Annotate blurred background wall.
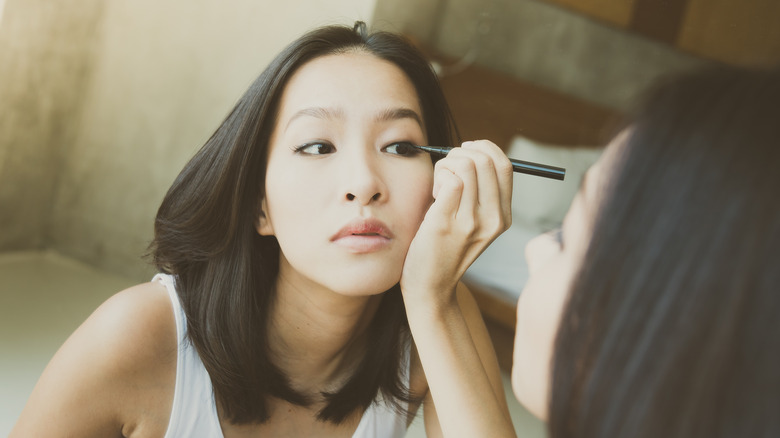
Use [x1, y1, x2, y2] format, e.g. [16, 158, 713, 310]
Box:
[373, 0, 778, 111]
[1, 0, 777, 282]
[0, 0, 377, 281]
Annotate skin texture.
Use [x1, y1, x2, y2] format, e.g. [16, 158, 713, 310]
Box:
[11, 51, 514, 437]
[511, 131, 626, 420]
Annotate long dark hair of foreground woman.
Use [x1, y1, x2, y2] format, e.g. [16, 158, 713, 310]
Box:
[551, 66, 780, 438]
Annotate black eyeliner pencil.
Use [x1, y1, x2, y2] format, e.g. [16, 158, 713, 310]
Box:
[413, 145, 566, 181]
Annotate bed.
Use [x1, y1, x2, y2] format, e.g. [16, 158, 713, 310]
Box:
[429, 54, 621, 370]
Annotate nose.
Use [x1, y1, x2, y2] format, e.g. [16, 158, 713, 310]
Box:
[342, 149, 386, 205]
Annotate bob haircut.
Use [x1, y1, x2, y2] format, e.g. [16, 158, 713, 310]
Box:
[549, 66, 780, 438]
[150, 22, 457, 424]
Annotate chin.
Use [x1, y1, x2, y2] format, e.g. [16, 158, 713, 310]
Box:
[328, 260, 403, 295]
[332, 277, 400, 297]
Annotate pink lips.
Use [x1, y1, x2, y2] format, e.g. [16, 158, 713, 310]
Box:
[331, 218, 393, 253]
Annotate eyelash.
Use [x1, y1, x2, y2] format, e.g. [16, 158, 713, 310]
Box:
[291, 141, 423, 157]
[292, 141, 335, 155]
[382, 141, 423, 157]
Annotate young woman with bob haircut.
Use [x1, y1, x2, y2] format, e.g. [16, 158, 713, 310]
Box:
[12, 22, 517, 437]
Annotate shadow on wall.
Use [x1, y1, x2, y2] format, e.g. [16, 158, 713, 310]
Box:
[0, 0, 106, 254]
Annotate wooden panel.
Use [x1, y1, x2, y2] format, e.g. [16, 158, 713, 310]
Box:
[438, 64, 619, 150]
[678, 0, 780, 67]
[541, 0, 780, 68]
[466, 279, 517, 330]
[483, 317, 516, 373]
[544, 0, 636, 28]
[465, 280, 516, 372]
[629, 0, 689, 44]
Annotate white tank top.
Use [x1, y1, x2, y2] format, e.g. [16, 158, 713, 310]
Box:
[155, 274, 410, 438]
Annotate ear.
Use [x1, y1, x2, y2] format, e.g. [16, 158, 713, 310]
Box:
[256, 198, 274, 236]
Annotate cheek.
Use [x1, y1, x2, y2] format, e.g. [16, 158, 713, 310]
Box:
[263, 162, 325, 233]
[525, 234, 560, 273]
[389, 166, 433, 231]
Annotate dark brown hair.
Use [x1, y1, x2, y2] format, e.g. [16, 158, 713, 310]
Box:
[549, 66, 780, 437]
[150, 22, 457, 424]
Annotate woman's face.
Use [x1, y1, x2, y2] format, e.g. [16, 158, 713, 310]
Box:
[258, 51, 434, 297]
[511, 131, 627, 420]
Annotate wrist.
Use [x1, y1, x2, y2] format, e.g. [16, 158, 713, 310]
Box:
[402, 286, 460, 322]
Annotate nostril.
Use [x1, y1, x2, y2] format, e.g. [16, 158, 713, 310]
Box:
[345, 192, 381, 202]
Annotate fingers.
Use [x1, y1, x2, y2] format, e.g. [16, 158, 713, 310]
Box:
[433, 140, 513, 232]
[461, 140, 513, 225]
[402, 140, 513, 296]
[433, 152, 478, 221]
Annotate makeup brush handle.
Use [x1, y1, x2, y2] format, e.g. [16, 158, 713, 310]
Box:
[509, 159, 566, 180]
[412, 144, 565, 180]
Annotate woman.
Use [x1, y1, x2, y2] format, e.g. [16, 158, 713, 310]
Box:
[12, 22, 516, 437]
[513, 66, 780, 437]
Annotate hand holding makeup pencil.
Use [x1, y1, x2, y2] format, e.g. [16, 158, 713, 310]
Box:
[400, 139, 516, 438]
[401, 139, 513, 299]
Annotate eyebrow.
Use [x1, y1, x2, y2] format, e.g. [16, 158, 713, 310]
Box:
[286, 107, 345, 131]
[374, 107, 424, 128]
[285, 106, 424, 132]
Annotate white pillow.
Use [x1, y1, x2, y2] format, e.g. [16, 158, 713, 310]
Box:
[508, 135, 603, 230]
[465, 221, 539, 300]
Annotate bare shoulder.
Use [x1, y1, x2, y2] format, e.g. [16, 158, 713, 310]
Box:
[10, 280, 177, 437]
[92, 280, 177, 362]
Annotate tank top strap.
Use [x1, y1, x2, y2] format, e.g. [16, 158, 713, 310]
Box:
[153, 274, 224, 438]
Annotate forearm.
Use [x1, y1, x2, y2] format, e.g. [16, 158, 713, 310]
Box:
[406, 295, 516, 438]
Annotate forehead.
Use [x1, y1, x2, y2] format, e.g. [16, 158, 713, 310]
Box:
[276, 52, 422, 118]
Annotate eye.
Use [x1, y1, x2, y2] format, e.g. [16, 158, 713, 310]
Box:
[293, 142, 335, 155]
[383, 141, 422, 157]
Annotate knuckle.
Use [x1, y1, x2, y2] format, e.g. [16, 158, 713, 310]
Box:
[448, 173, 465, 191]
[487, 216, 504, 236]
[431, 220, 453, 235]
[459, 215, 477, 236]
[498, 159, 513, 176]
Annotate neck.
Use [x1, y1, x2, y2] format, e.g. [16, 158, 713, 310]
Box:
[267, 265, 382, 396]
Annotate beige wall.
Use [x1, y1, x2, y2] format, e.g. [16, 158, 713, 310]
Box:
[1, 0, 377, 281]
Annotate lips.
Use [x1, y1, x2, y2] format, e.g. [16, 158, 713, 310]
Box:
[331, 218, 393, 253]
